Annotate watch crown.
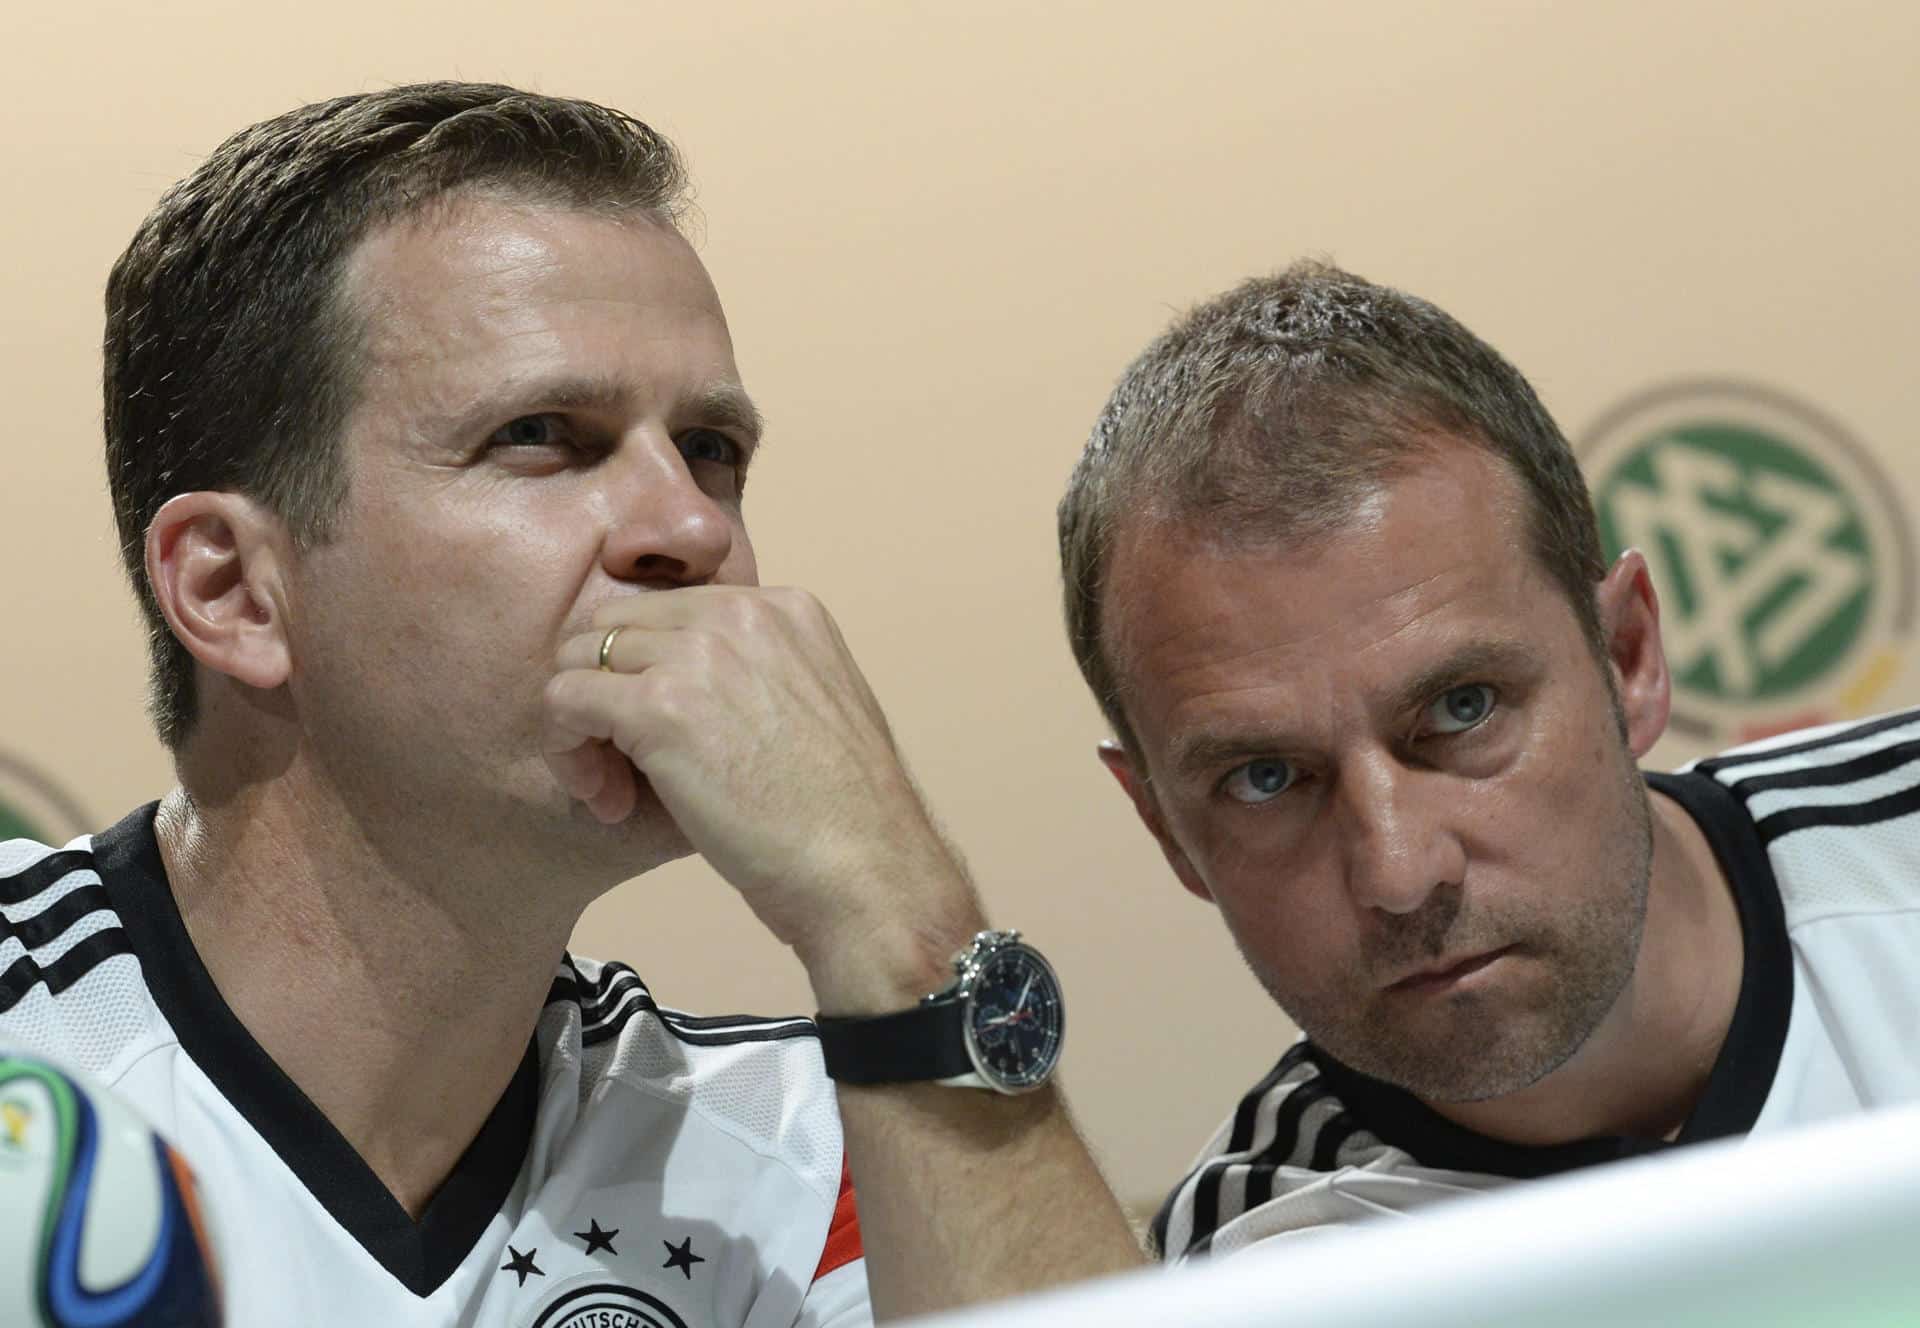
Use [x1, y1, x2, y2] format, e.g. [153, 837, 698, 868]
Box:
[950, 929, 1021, 974]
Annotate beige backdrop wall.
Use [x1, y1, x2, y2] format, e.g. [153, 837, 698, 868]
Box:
[3, 1, 1915, 1208]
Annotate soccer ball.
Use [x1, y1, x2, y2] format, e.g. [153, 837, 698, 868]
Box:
[0, 1052, 221, 1327]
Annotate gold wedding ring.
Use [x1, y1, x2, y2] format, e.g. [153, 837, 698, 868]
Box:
[597, 626, 625, 672]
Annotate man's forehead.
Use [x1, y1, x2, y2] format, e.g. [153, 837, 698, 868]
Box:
[1100, 444, 1548, 720]
[335, 194, 741, 425]
[342, 193, 709, 332]
[1109, 529, 1488, 686]
[1106, 441, 1529, 615]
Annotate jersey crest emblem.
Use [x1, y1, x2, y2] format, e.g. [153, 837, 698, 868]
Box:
[525, 1279, 690, 1328]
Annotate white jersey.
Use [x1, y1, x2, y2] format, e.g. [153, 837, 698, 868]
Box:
[1155, 709, 1920, 1261]
[0, 804, 870, 1328]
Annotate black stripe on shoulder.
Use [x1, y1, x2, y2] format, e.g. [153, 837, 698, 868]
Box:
[1175, 1059, 1374, 1258]
[575, 990, 820, 1049]
[577, 960, 642, 997]
[1308, 1111, 1359, 1172]
[657, 1010, 815, 1032]
[1, 884, 112, 951]
[581, 1006, 639, 1048]
[1182, 1074, 1334, 1256]
[1729, 736, 1920, 798]
[1181, 1157, 1231, 1255]
[582, 975, 651, 1021]
[659, 1021, 818, 1047]
[0, 849, 96, 908]
[581, 976, 650, 1020]
[582, 994, 656, 1042]
[565, 958, 820, 1038]
[1261, 1076, 1335, 1171]
[544, 956, 609, 1010]
[1755, 782, 1920, 845]
[1213, 1036, 1320, 1151]
[580, 1006, 818, 1049]
[1153, 1042, 1324, 1260]
[585, 960, 643, 990]
[1222, 1041, 1315, 1154]
[0, 927, 134, 1014]
[1696, 709, 1920, 776]
[1146, 1191, 1174, 1260]
[1239, 1155, 1280, 1219]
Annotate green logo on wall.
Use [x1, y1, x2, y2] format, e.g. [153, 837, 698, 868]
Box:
[1582, 383, 1913, 744]
[0, 752, 91, 845]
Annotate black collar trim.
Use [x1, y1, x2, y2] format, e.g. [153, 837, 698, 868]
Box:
[91, 804, 539, 1298]
[1308, 770, 1793, 1179]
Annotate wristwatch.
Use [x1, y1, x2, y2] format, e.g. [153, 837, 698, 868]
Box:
[814, 930, 1065, 1094]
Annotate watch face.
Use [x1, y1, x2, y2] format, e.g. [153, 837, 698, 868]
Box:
[962, 943, 1065, 1093]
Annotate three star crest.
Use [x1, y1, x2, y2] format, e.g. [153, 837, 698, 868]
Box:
[502, 1224, 705, 1287]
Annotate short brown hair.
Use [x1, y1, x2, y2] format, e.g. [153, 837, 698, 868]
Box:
[1058, 260, 1608, 752]
[105, 82, 691, 747]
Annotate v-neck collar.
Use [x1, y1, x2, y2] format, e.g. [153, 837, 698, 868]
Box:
[92, 803, 540, 1297]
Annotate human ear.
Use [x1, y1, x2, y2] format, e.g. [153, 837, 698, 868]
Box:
[1097, 740, 1215, 904]
[145, 492, 293, 692]
[1594, 549, 1672, 759]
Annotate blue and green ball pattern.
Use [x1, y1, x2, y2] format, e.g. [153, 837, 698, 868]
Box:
[0, 1054, 220, 1328]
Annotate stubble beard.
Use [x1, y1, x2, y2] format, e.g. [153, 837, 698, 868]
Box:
[1271, 747, 1655, 1104]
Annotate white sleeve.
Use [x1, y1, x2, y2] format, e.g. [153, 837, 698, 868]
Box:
[1199, 1159, 1510, 1258]
[794, 1258, 873, 1328]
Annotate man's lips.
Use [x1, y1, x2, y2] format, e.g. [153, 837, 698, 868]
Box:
[1385, 945, 1514, 993]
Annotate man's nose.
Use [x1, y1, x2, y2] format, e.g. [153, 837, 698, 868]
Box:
[1339, 750, 1466, 917]
[600, 436, 736, 587]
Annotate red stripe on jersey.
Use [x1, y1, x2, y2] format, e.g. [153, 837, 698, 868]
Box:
[812, 1158, 863, 1282]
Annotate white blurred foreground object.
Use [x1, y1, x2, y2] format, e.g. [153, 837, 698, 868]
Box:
[0, 1051, 222, 1328]
[912, 1103, 1920, 1328]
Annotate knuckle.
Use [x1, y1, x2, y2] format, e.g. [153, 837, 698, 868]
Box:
[729, 594, 771, 631]
[785, 586, 830, 629]
[628, 670, 675, 716]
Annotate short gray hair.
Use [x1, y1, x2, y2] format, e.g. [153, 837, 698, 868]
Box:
[1058, 260, 1607, 752]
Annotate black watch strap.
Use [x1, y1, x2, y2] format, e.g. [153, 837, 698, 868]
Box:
[814, 998, 971, 1084]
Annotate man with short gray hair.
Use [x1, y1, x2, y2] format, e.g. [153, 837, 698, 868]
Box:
[1061, 260, 1920, 1259]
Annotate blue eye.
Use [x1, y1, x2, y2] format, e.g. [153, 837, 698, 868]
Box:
[491, 414, 569, 448]
[1223, 758, 1295, 805]
[1428, 684, 1496, 734]
[679, 428, 741, 467]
